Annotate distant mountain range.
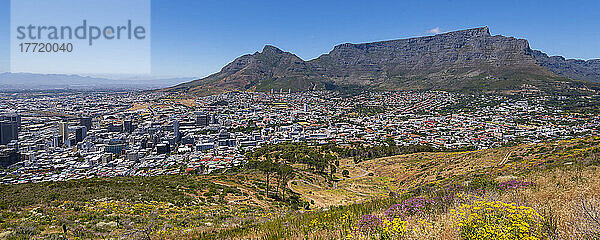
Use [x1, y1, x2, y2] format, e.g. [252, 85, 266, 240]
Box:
[166, 27, 600, 95]
[0, 72, 192, 90]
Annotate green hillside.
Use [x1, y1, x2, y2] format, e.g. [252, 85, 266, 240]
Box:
[2, 136, 600, 239]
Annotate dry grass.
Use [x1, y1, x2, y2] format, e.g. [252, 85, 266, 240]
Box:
[202, 136, 600, 239]
[3, 137, 600, 239]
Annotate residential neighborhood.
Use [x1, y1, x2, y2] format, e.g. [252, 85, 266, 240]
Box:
[1, 90, 598, 184]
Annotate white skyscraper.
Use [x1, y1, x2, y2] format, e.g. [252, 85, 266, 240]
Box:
[58, 122, 69, 144]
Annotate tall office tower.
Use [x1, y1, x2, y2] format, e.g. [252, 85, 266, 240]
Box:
[174, 119, 180, 140]
[156, 143, 170, 154]
[1, 115, 21, 130]
[80, 117, 92, 130]
[75, 126, 87, 143]
[58, 122, 69, 144]
[0, 120, 18, 145]
[123, 120, 134, 133]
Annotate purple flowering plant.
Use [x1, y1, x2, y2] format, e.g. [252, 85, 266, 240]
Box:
[384, 196, 434, 220]
[357, 214, 381, 235]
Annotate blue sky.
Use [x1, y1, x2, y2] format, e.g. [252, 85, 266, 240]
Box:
[1, 0, 599, 78]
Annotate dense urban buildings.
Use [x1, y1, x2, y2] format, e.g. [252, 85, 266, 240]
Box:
[0, 90, 598, 184]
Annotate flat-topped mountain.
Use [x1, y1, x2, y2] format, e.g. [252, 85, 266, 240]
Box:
[166, 27, 600, 95]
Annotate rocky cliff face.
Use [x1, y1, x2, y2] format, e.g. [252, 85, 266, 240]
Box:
[312, 27, 534, 72]
[533, 50, 600, 83]
[167, 27, 599, 95]
[307, 27, 545, 87]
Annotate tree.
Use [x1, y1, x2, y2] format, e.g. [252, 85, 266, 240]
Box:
[342, 169, 350, 178]
[278, 164, 295, 200]
[259, 159, 275, 197]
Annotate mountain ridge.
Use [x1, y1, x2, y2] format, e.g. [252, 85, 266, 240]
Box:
[533, 50, 600, 83]
[166, 27, 600, 95]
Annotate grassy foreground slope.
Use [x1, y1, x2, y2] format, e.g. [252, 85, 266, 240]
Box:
[1, 136, 600, 239]
[0, 172, 296, 239]
[210, 136, 600, 240]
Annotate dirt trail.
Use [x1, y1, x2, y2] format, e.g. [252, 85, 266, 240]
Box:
[334, 164, 370, 188]
[288, 163, 374, 207]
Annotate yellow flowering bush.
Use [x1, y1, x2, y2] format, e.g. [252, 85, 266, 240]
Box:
[451, 198, 547, 240]
[413, 219, 434, 235]
[381, 217, 408, 238]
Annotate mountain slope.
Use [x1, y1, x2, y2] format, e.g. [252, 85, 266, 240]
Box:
[167, 27, 600, 95]
[166, 46, 326, 95]
[533, 50, 600, 83]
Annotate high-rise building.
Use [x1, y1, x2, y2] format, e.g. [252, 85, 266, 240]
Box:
[123, 120, 134, 133]
[0, 120, 18, 145]
[75, 126, 87, 143]
[92, 118, 101, 129]
[174, 119, 180, 140]
[0, 122, 10, 145]
[1, 115, 21, 131]
[148, 127, 158, 136]
[102, 154, 113, 164]
[80, 117, 92, 130]
[182, 136, 195, 145]
[141, 138, 149, 149]
[127, 152, 139, 162]
[58, 122, 69, 144]
[0, 148, 20, 167]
